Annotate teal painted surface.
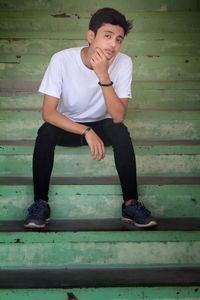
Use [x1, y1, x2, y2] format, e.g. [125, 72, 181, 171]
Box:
[0, 12, 200, 36]
[0, 185, 200, 220]
[1, 145, 200, 177]
[0, 0, 199, 12]
[0, 239, 200, 267]
[1, 287, 200, 300]
[1, 231, 200, 243]
[1, 55, 200, 81]
[0, 0, 200, 294]
[1, 36, 200, 56]
[1, 111, 200, 140]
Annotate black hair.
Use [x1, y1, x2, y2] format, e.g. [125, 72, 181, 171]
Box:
[89, 7, 132, 36]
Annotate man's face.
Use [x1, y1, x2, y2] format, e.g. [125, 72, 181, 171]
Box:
[88, 23, 125, 60]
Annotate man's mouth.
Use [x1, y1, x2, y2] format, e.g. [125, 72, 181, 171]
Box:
[105, 49, 115, 56]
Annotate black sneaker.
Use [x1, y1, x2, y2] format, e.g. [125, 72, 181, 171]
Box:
[24, 199, 51, 229]
[122, 201, 157, 228]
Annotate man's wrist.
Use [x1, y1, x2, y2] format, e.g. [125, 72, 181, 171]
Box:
[98, 81, 113, 87]
[82, 127, 92, 137]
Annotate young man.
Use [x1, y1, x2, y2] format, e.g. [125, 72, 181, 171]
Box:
[24, 8, 157, 229]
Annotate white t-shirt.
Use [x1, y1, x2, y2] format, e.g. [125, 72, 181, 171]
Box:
[39, 47, 133, 123]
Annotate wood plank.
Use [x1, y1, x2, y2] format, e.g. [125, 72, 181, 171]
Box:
[0, 237, 199, 267]
[0, 185, 199, 220]
[0, 267, 200, 288]
[1, 287, 200, 300]
[0, 12, 200, 39]
[1, 35, 200, 56]
[0, 0, 199, 12]
[1, 80, 200, 93]
[0, 176, 200, 185]
[0, 175, 200, 185]
[0, 111, 199, 140]
[1, 55, 200, 81]
[0, 228, 200, 267]
[0, 145, 200, 177]
[1, 218, 200, 232]
[1, 88, 200, 112]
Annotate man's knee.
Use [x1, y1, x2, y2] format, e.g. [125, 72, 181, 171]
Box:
[104, 119, 132, 145]
[36, 123, 59, 144]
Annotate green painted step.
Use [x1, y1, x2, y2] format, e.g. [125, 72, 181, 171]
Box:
[1, 89, 200, 110]
[0, 111, 200, 140]
[0, 12, 200, 38]
[0, 0, 199, 12]
[0, 145, 200, 177]
[1, 80, 200, 93]
[1, 35, 200, 56]
[0, 230, 199, 268]
[1, 55, 200, 81]
[0, 286, 200, 300]
[0, 185, 199, 220]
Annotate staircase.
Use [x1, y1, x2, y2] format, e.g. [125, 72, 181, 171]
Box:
[0, 0, 200, 299]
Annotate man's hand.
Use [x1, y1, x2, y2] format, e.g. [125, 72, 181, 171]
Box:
[90, 48, 112, 81]
[85, 129, 105, 161]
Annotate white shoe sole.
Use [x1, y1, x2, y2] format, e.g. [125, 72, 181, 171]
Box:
[24, 218, 50, 229]
[121, 217, 157, 228]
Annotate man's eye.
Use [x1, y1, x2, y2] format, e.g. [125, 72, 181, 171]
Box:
[105, 34, 111, 38]
[116, 38, 123, 44]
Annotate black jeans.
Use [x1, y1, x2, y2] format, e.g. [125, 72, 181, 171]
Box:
[33, 118, 138, 202]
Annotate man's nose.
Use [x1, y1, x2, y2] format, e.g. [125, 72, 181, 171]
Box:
[110, 38, 116, 48]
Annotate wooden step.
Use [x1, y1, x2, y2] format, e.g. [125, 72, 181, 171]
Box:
[1, 286, 200, 299]
[0, 12, 200, 39]
[0, 0, 199, 12]
[1, 34, 200, 56]
[0, 266, 199, 288]
[1, 89, 200, 110]
[1, 54, 200, 81]
[1, 144, 200, 176]
[0, 221, 199, 268]
[1, 80, 200, 94]
[0, 184, 199, 220]
[1, 111, 200, 140]
[1, 218, 200, 232]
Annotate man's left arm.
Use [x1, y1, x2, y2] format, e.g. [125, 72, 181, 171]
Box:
[90, 48, 129, 123]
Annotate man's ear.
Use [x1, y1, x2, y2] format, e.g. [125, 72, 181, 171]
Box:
[87, 30, 95, 44]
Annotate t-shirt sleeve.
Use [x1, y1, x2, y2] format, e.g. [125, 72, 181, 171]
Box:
[38, 53, 63, 98]
[114, 56, 133, 99]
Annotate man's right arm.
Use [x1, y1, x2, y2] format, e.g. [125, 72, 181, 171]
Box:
[42, 94, 105, 160]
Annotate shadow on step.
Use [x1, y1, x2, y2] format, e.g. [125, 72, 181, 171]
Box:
[0, 266, 200, 288]
[0, 218, 200, 232]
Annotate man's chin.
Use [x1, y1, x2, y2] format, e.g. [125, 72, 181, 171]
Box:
[104, 52, 116, 61]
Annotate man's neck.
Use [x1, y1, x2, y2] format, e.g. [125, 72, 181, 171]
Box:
[81, 47, 93, 70]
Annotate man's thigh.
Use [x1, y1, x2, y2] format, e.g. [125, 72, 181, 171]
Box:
[38, 122, 83, 147]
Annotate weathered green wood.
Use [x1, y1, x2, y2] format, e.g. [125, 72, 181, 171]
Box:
[1, 34, 200, 55]
[0, 231, 199, 267]
[1, 144, 200, 155]
[1, 54, 200, 81]
[0, 185, 199, 220]
[0, 145, 200, 177]
[1, 231, 200, 243]
[1, 287, 200, 300]
[0, 111, 199, 140]
[1, 35, 200, 56]
[0, 0, 199, 12]
[0, 12, 200, 43]
[1, 80, 200, 93]
[132, 81, 200, 91]
[1, 89, 200, 110]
